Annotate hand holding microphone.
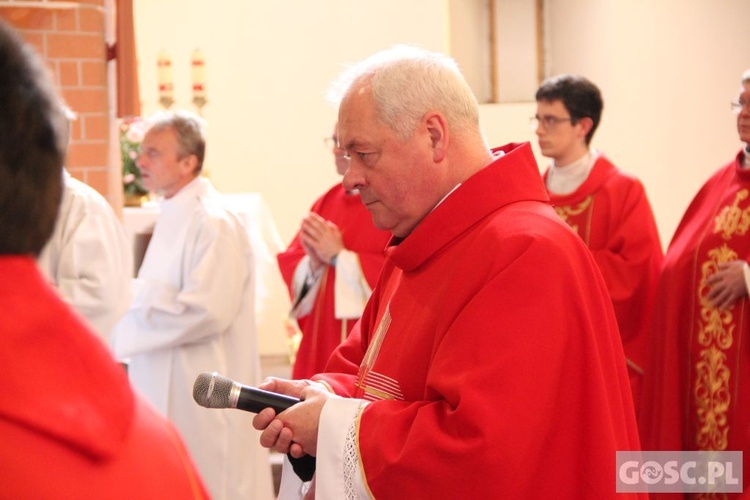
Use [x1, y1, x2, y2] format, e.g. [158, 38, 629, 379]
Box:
[192, 371, 300, 414]
[194, 372, 323, 480]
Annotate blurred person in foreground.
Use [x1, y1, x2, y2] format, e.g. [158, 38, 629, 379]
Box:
[277, 122, 390, 379]
[533, 74, 663, 415]
[111, 110, 273, 499]
[253, 45, 644, 499]
[639, 69, 750, 496]
[0, 19, 208, 499]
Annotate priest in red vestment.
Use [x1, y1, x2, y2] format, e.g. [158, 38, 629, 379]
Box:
[534, 75, 663, 415]
[639, 69, 750, 498]
[0, 21, 208, 499]
[254, 46, 644, 499]
[277, 123, 390, 379]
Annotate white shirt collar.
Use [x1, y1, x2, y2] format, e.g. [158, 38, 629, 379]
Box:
[546, 148, 598, 195]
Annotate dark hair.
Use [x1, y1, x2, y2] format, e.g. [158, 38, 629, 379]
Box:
[536, 74, 603, 145]
[0, 20, 67, 256]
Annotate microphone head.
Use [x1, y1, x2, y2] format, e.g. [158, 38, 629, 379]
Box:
[193, 371, 235, 409]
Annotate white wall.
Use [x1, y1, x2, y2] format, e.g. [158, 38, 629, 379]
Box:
[134, 0, 448, 354]
[545, 0, 750, 246]
[134, 0, 750, 355]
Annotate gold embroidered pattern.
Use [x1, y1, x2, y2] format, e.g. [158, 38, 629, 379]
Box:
[554, 195, 594, 244]
[354, 306, 403, 401]
[694, 240, 737, 451]
[553, 195, 593, 232]
[713, 189, 750, 240]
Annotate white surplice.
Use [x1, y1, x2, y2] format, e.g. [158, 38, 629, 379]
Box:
[38, 170, 133, 344]
[112, 177, 273, 500]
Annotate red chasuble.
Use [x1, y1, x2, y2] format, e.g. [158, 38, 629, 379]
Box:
[317, 143, 644, 498]
[544, 155, 663, 414]
[639, 151, 750, 496]
[277, 183, 391, 379]
[0, 257, 208, 499]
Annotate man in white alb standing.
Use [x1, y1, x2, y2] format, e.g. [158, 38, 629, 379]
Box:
[112, 110, 273, 500]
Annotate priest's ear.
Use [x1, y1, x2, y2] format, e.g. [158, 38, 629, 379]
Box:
[424, 111, 448, 163]
[180, 154, 200, 176]
[575, 116, 594, 141]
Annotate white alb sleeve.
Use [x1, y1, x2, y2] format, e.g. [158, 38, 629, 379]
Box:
[334, 249, 373, 319]
[316, 397, 371, 499]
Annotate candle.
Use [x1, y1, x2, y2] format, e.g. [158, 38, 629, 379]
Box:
[157, 50, 174, 108]
[192, 49, 207, 109]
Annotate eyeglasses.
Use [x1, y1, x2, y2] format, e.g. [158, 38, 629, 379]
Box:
[530, 115, 573, 130]
[731, 100, 749, 114]
[324, 136, 339, 148]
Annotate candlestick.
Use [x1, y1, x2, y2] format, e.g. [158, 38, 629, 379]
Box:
[157, 50, 174, 109]
[191, 49, 207, 113]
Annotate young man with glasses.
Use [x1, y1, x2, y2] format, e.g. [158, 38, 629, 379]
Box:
[639, 70, 750, 476]
[533, 74, 663, 417]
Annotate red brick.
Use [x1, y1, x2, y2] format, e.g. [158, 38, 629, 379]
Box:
[47, 32, 104, 59]
[14, 31, 46, 57]
[0, 8, 54, 31]
[78, 7, 103, 33]
[58, 60, 79, 87]
[66, 141, 109, 168]
[54, 9, 78, 32]
[68, 116, 83, 142]
[84, 168, 109, 196]
[50, 0, 105, 6]
[62, 88, 108, 113]
[53, 0, 104, 5]
[67, 167, 109, 197]
[81, 113, 109, 141]
[81, 60, 106, 86]
[67, 168, 86, 183]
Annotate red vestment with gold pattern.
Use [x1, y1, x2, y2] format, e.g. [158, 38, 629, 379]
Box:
[639, 150, 750, 498]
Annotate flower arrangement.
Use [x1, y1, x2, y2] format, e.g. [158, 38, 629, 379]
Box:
[120, 116, 149, 200]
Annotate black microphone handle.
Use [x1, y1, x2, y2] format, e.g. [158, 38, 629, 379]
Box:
[236, 385, 300, 414]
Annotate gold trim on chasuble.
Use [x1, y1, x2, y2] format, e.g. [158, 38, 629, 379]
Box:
[553, 195, 594, 245]
[355, 305, 404, 402]
[694, 189, 750, 451]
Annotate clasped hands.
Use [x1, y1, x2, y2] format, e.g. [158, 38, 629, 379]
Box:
[300, 212, 344, 271]
[252, 377, 332, 458]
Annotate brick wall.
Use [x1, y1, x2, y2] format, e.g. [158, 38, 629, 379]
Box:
[0, 1, 114, 200]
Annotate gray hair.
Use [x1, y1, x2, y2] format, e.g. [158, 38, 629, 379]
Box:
[327, 45, 480, 141]
[147, 110, 207, 171]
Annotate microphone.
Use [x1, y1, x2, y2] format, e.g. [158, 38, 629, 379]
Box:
[193, 371, 300, 414]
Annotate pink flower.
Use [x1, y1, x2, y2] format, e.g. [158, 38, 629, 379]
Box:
[123, 173, 135, 184]
[126, 125, 145, 143]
